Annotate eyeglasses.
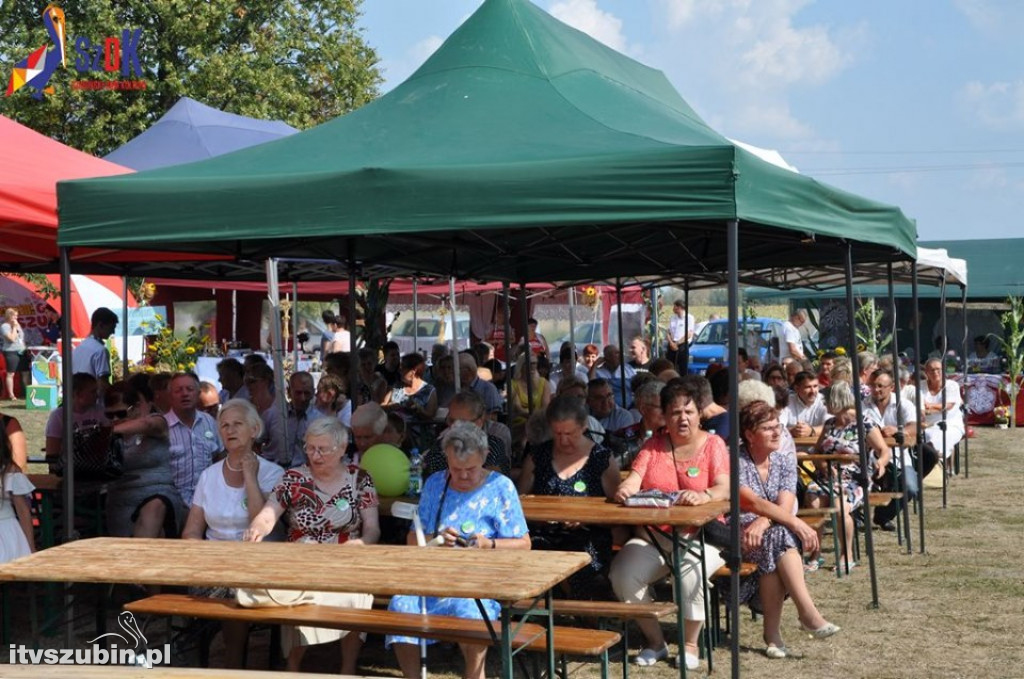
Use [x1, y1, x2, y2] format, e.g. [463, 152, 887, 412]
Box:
[874, 382, 893, 389]
[756, 424, 782, 434]
[304, 444, 340, 458]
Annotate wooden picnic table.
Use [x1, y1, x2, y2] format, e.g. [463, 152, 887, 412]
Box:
[0, 538, 587, 602]
[519, 495, 727, 679]
[793, 435, 898, 449]
[0, 538, 589, 679]
[519, 495, 727, 528]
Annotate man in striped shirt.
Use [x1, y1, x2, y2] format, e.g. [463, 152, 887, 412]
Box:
[165, 372, 223, 506]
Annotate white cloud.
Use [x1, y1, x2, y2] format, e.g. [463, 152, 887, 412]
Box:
[730, 101, 815, 141]
[953, 0, 1024, 37]
[410, 35, 444, 65]
[659, 0, 699, 30]
[965, 166, 1010, 191]
[650, 0, 862, 145]
[737, 21, 850, 89]
[959, 80, 1024, 129]
[886, 172, 923, 192]
[547, 0, 627, 52]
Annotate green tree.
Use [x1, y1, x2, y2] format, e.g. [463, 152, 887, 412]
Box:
[1, 0, 381, 155]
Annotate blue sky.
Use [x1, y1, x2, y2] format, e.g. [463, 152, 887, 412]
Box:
[358, 0, 1024, 242]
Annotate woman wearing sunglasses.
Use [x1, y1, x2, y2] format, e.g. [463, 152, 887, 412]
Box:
[104, 377, 186, 539]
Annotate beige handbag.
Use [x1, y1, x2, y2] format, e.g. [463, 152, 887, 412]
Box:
[235, 588, 318, 608]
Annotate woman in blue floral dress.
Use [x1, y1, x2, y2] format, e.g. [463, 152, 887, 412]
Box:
[517, 395, 620, 599]
[735, 400, 840, 659]
[388, 422, 530, 679]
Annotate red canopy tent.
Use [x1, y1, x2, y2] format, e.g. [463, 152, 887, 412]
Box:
[0, 115, 224, 268]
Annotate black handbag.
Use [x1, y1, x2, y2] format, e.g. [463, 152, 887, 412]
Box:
[703, 519, 733, 550]
[56, 424, 124, 481]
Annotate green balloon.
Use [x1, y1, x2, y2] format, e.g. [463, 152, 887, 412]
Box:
[360, 444, 410, 497]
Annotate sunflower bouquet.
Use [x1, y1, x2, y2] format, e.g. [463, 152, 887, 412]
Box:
[145, 318, 211, 372]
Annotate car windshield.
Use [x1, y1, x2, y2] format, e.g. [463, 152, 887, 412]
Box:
[694, 322, 766, 346]
[395, 319, 441, 338]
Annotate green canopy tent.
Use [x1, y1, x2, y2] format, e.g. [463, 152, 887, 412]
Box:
[55, 0, 918, 672]
[57, 0, 914, 285]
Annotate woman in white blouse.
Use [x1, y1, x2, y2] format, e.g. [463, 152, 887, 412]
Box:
[182, 398, 284, 668]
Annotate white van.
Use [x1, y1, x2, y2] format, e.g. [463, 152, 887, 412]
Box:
[389, 313, 471, 357]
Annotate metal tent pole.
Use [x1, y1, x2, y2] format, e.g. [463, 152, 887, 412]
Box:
[961, 284, 970, 478]
[845, 245, 880, 607]
[519, 283, 532, 411]
[651, 286, 660, 358]
[346, 251, 360, 402]
[502, 282, 513, 413]
[568, 286, 576, 358]
[265, 259, 290, 462]
[939, 277, 949, 508]
[725, 220, 741, 679]
[122, 276, 130, 379]
[59, 247, 75, 648]
[912, 262, 926, 553]
[615, 278, 627, 407]
[450, 277, 461, 393]
[682, 282, 691, 371]
[888, 264, 912, 553]
[292, 281, 300, 368]
[412, 277, 419, 357]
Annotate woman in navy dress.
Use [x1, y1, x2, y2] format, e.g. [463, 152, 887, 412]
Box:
[517, 395, 621, 599]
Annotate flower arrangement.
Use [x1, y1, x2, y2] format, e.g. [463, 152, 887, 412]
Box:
[993, 405, 1010, 427]
[581, 286, 599, 308]
[146, 318, 211, 372]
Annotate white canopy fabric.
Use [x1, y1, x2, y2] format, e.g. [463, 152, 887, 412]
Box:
[915, 247, 968, 287]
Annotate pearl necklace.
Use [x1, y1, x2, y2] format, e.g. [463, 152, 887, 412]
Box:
[224, 456, 245, 472]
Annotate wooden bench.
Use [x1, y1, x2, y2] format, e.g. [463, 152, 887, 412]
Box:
[801, 515, 828, 531]
[708, 562, 757, 646]
[868, 491, 904, 507]
[510, 599, 675, 621]
[797, 506, 838, 517]
[510, 599, 677, 679]
[127, 594, 620, 677]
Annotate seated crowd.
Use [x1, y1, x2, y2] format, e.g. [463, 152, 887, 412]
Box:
[15, 320, 974, 679]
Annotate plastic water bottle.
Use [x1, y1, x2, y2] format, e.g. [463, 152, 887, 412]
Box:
[407, 448, 423, 497]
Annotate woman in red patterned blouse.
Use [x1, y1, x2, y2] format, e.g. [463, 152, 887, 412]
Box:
[610, 381, 730, 671]
[245, 416, 379, 672]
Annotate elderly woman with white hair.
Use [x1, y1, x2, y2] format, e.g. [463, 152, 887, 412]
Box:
[387, 421, 530, 679]
[182, 398, 285, 668]
[245, 417, 379, 673]
[920, 358, 965, 469]
[812, 381, 890, 567]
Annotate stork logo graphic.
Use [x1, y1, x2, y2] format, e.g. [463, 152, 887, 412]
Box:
[6, 4, 147, 98]
[87, 611, 148, 650]
[5, 5, 65, 99]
